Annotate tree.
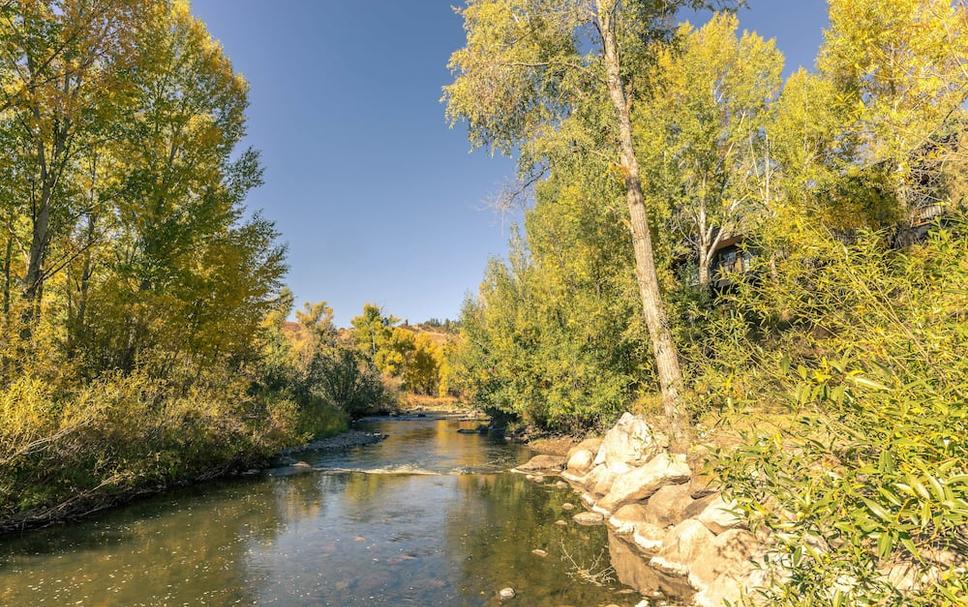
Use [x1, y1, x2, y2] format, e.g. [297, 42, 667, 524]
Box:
[819, 0, 968, 217]
[0, 0, 143, 331]
[350, 303, 397, 365]
[445, 0, 737, 447]
[639, 13, 783, 288]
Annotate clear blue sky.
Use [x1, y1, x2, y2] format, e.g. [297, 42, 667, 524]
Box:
[190, 0, 829, 326]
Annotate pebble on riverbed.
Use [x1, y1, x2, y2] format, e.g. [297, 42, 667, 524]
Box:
[498, 587, 516, 600]
[531, 549, 548, 558]
[572, 511, 605, 526]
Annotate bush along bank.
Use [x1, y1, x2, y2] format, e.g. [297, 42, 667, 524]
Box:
[515, 413, 968, 607]
[0, 296, 397, 534]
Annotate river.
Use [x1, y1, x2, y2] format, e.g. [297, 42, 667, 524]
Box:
[0, 417, 677, 606]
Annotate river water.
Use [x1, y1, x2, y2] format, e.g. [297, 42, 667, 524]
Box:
[0, 417, 677, 606]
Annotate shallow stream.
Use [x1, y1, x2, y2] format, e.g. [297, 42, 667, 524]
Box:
[0, 417, 679, 606]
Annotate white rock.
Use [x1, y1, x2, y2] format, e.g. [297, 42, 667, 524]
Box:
[632, 524, 666, 553]
[585, 464, 617, 496]
[566, 448, 595, 474]
[687, 529, 760, 590]
[696, 496, 745, 534]
[498, 587, 516, 600]
[691, 572, 745, 607]
[650, 519, 716, 577]
[607, 503, 649, 535]
[596, 412, 668, 472]
[598, 452, 691, 511]
[641, 483, 694, 528]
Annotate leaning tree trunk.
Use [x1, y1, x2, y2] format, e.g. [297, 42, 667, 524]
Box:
[598, 1, 691, 451]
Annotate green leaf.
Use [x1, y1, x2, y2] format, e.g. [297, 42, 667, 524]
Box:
[862, 497, 892, 522]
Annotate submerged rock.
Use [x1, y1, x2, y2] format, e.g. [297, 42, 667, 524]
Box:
[573, 511, 605, 526]
[280, 430, 388, 457]
[516, 454, 567, 473]
[498, 587, 516, 600]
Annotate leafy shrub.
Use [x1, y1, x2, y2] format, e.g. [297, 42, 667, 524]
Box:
[705, 218, 968, 606]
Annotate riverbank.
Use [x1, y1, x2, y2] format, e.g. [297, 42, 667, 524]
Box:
[513, 413, 966, 607]
[0, 420, 384, 536]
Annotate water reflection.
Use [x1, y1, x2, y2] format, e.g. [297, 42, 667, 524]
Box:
[0, 419, 664, 606]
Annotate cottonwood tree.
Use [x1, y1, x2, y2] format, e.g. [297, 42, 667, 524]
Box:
[445, 0, 737, 448]
[0, 0, 142, 331]
[640, 13, 782, 288]
[819, 0, 968, 217]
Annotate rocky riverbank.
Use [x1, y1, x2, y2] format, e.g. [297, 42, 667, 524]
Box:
[515, 412, 957, 607]
[514, 413, 759, 607]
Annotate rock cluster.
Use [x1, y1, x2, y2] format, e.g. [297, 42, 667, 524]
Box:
[557, 413, 763, 607]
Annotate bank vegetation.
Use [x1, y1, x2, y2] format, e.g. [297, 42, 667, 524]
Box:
[445, 0, 968, 604]
[0, 0, 386, 531]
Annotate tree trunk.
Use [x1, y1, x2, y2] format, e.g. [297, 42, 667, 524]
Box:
[597, 1, 691, 451]
[2, 230, 11, 319]
[697, 252, 711, 289]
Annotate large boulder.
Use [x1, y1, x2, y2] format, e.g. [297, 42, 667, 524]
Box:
[650, 519, 715, 577]
[688, 472, 721, 499]
[687, 529, 760, 590]
[568, 436, 603, 457]
[598, 452, 691, 511]
[584, 464, 618, 497]
[683, 493, 719, 519]
[566, 449, 595, 474]
[606, 504, 667, 552]
[607, 503, 649, 535]
[594, 413, 668, 473]
[516, 454, 566, 473]
[632, 523, 667, 553]
[641, 483, 694, 528]
[696, 496, 745, 534]
[691, 572, 748, 607]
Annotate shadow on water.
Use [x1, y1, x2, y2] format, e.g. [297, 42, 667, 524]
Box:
[0, 418, 675, 606]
